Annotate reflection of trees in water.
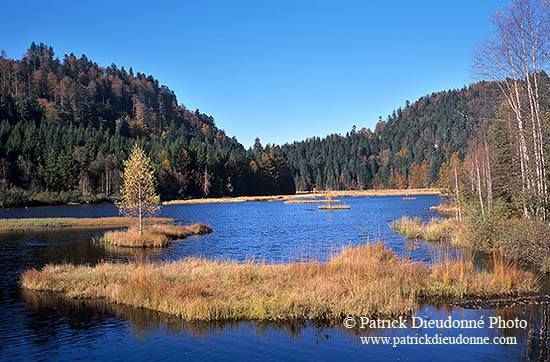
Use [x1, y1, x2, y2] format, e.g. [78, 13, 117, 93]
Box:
[102, 244, 165, 263]
[492, 304, 550, 362]
[527, 304, 549, 362]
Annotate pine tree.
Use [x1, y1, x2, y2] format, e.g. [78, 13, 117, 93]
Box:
[116, 144, 160, 235]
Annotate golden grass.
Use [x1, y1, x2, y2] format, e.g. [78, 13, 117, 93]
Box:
[20, 242, 537, 321]
[284, 199, 341, 204]
[429, 203, 457, 217]
[163, 188, 440, 205]
[0, 217, 174, 231]
[318, 205, 351, 210]
[99, 223, 213, 248]
[391, 216, 459, 242]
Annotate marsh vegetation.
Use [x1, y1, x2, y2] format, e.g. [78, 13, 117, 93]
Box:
[0, 217, 174, 231]
[96, 223, 213, 248]
[21, 242, 537, 321]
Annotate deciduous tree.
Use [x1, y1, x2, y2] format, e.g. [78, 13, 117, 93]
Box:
[116, 144, 160, 235]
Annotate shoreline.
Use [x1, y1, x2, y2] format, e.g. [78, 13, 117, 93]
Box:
[20, 242, 536, 322]
[98, 223, 213, 248]
[0, 217, 175, 232]
[163, 188, 441, 205]
[0, 188, 440, 209]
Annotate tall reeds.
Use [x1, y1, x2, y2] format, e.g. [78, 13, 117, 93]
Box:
[98, 223, 212, 248]
[391, 216, 458, 242]
[21, 243, 537, 321]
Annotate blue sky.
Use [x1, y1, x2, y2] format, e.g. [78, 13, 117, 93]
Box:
[0, 0, 505, 147]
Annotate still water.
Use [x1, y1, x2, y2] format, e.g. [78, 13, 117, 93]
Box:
[0, 195, 548, 361]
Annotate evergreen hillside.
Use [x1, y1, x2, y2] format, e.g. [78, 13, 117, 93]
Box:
[0, 43, 295, 206]
[282, 81, 505, 191]
[0, 42, 527, 206]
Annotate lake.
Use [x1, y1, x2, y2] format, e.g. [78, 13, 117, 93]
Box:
[0, 195, 548, 361]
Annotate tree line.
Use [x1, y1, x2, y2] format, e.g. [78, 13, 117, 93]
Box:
[281, 80, 504, 192]
[0, 43, 294, 206]
[436, 0, 550, 223]
[3, 13, 550, 216]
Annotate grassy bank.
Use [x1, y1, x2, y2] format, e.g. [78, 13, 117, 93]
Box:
[429, 203, 457, 217]
[98, 223, 213, 248]
[284, 199, 341, 204]
[21, 242, 537, 321]
[0, 217, 174, 231]
[391, 216, 459, 242]
[318, 204, 351, 210]
[163, 188, 440, 205]
[0, 188, 439, 208]
[0, 188, 115, 209]
[393, 203, 550, 272]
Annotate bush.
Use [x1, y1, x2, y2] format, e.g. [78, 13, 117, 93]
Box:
[391, 216, 458, 242]
[0, 188, 26, 208]
[456, 200, 515, 249]
[0, 188, 116, 208]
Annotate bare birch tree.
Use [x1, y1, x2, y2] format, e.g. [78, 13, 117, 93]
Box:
[475, 0, 550, 220]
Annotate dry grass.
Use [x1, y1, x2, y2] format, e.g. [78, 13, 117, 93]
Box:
[20, 242, 537, 321]
[0, 217, 174, 231]
[284, 199, 341, 204]
[163, 188, 440, 205]
[99, 223, 212, 248]
[391, 216, 459, 242]
[429, 203, 458, 217]
[318, 205, 351, 210]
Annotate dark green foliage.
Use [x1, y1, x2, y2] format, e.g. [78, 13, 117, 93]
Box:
[0, 42, 512, 205]
[0, 43, 295, 205]
[282, 82, 503, 190]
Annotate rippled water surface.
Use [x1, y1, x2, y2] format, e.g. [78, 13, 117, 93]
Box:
[1, 195, 548, 361]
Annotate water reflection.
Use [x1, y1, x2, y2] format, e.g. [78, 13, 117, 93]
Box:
[20, 289, 334, 339]
[18, 287, 550, 362]
[4, 196, 550, 361]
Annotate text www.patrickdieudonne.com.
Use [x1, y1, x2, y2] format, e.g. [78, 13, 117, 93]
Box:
[343, 315, 524, 348]
[359, 334, 517, 347]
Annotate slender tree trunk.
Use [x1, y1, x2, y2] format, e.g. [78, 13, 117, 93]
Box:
[475, 154, 485, 218]
[138, 183, 142, 235]
[454, 165, 462, 221]
[484, 136, 493, 214]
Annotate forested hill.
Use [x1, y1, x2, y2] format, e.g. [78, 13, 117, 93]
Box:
[0, 42, 522, 207]
[282, 80, 505, 191]
[0, 43, 295, 206]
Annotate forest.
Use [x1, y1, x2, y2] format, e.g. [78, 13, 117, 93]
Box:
[1, 33, 549, 216]
[282, 80, 505, 191]
[0, 43, 295, 207]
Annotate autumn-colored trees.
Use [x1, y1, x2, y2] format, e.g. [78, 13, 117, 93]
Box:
[282, 81, 502, 192]
[116, 145, 160, 235]
[0, 44, 296, 207]
[475, 0, 550, 220]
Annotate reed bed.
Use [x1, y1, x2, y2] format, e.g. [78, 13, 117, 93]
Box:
[20, 242, 536, 321]
[391, 216, 459, 242]
[163, 188, 440, 205]
[0, 217, 174, 231]
[284, 199, 341, 204]
[318, 205, 351, 210]
[429, 203, 457, 217]
[98, 223, 212, 248]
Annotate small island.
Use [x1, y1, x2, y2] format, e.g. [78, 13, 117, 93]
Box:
[20, 242, 537, 321]
[0, 217, 175, 231]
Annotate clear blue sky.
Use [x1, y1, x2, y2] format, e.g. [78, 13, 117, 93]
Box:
[0, 0, 505, 147]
